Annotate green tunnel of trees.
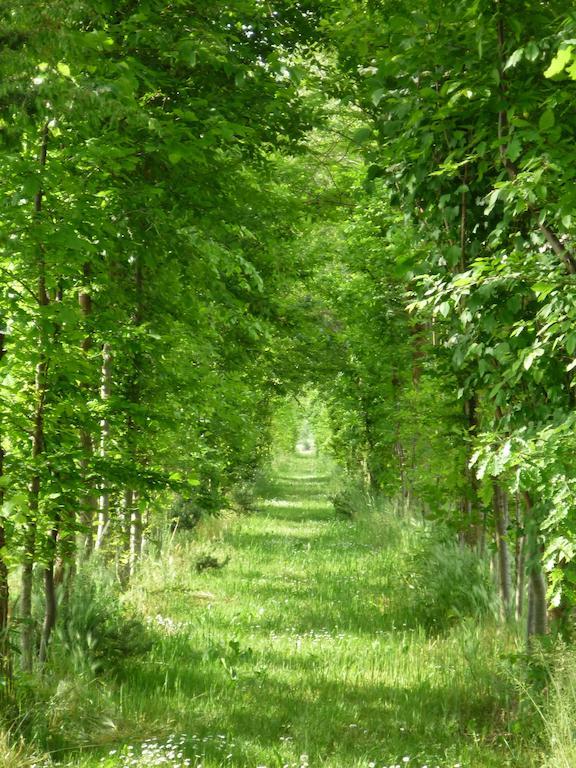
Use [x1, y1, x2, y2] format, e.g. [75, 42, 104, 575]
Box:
[2, 0, 576, 689]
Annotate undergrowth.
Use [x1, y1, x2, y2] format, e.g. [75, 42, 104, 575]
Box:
[0, 454, 562, 768]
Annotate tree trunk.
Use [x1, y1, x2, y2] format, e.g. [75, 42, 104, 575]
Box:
[493, 482, 512, 620]
[0, 326, 10, 686]
[39, 524, 58, 665]
[524, 492, 548, 642]
[122, 254, 144, 576]
[78, 264, 99, 557]
[514, 493, 526, 622]
[463, 396, 481, 549]
[529, 563, 548, 638]
[0, 523, 9, 687]
[118, 489, 134, 586]
[96, 343, 112, 550]
[129, 491, 142, 577]
[22, 123, 50, 673]
[20, 524, 36, 673]
[527, 578, 535, 638]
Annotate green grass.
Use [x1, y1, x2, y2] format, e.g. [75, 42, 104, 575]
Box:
[37, 454, 541, 768]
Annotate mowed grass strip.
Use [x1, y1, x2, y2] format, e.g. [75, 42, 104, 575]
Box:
[67, 455, 537, 768]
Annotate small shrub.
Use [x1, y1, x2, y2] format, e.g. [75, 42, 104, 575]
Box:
[405, 529, 497, 632]
[169, 494, 204, 531]
[54, 570, 152, 675]
[330, 483, 373, 518]
[228, 481, 257, 514]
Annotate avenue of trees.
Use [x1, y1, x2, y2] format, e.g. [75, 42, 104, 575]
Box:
[2, 0, 576, 734]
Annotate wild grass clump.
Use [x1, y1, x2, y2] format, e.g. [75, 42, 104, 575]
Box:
[3, 568, 153, 753]
[330, 482, 374, 519]
[404, 529, 497, 632]
[228, 480, 258, 514]
[2, 454, 540, 768]
[542, 648, 576, 768]
[54, 569, 152, 676]
[0, 730, 47, 768]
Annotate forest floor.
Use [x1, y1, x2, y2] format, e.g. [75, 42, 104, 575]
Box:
[62, 454, 540, 768]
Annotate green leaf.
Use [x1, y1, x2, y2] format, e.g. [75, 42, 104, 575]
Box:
[523, 348, 544, 370]
[532, 282, 555, 300]
[506, 137, 521, 162]
[371, 88, 385, 107]
[352, 127, 373, 145]
[56, 62, 71, 78]
[544, 46, 573, 78]
[493, 342, 510, 363]
[539, 109, 555, 132]
[504, 48, 523, 70]
[1, 493, 28, 519]
[525, 42, 539, 62]
[566, 333, 576, 356]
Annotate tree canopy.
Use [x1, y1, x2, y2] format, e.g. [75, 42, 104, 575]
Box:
[2, 0, 576, 703]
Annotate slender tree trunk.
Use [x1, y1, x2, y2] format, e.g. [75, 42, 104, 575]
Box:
[514, 493, 526, 622]
[524, 492, 548, 642]
[0, 326, 10, 686]
[79, 430, 97, 556]
[96, 343, 112, 550]
[22, 123, 50, 673]
[529, 563, 548, 638]
[493, 482, 512, 620]
[78, 264, 98, 557]
[463, 395, 481, 549]
[118, 489, 134, 586]
[129, 491, 142, 577]
[122, 254, 144, 576]
[527, 578, 535, 638]
[39, 524, 58, 665]
[0, 523, 9, 687]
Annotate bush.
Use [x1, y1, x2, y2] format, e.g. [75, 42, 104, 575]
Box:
[169, 494, 205, 531]
[54, 570, 152, 675]
[330, 483, 373, 518]
[404, 529, 497, 632]
[228, 481, 257, 514]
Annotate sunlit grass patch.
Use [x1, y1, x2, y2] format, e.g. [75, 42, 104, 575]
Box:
[260, 499, 330, 510]
[43, 454, 538, 768]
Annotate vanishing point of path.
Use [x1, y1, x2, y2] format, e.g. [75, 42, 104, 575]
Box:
[104, 455, 531, 768]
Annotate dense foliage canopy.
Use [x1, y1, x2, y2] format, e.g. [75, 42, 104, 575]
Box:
[2, 0, 576, 711]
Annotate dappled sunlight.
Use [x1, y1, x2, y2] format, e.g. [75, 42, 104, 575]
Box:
[38, 454, 530, 768]
[260, 498, 330, 510]
[95, 455, 521, 768]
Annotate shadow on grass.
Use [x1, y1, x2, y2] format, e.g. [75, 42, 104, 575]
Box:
[53, 456, 519, 768]
[110, 643, 510, 766]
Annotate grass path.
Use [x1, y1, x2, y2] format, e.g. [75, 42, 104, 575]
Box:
[76, 454, 536, 768]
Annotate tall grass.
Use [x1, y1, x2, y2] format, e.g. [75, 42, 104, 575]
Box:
[541, 648, 576, 768]
[0, 454, 548, 767]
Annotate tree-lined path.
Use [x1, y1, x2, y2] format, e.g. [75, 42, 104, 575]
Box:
[92, 454, 529, 768]
[3, 3, 576, 766]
